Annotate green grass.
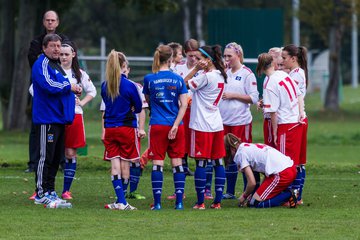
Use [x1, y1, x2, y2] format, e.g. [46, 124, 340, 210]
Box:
[1, 86, 360, 239]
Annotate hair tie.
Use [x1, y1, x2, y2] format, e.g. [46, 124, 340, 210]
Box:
[199, 48, 214, 62]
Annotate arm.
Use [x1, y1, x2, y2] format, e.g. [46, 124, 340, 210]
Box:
[79, 71, 97, 107]
[297, 95, 305, 123]
[138, 108, 146, 139]
[168, 93, 188, 140]
[270, 112, 278, 146]
[239, 166, 256, 205]
[101, 111, 105, 142]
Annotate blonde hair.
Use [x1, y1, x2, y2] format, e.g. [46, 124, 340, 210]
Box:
[105, 50, 127, 101]
[255, 53, 273, 77]
[224, 133, 241, 166]
[152, 45, 172, 73]
[225, 42, 244, 64]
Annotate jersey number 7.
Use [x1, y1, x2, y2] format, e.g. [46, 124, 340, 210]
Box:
[213, 83, 224, 106]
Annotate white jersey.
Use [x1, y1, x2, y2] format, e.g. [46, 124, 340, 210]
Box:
[262, 76, 270, 119]
[174, 62, 193, 78]
[234, 142, 294, 177]
[289, 67, 307, 117]
[263, 71, 300, 124]
[219, 65, 259, 125]
[188, 70, 224, 132]
[64, 68, 97, 114]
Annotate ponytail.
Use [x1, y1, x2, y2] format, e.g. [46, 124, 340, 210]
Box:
[256, 53, 273, 77]
[224, 133, 241, 166]
[199, 45, 227, 82]
[283, 44, 309, 89]
[105, 49, 122, 101]
[152, 45, 172, 73]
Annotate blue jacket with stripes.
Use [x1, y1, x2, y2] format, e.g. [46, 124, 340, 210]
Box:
[32, 54, 75, 125]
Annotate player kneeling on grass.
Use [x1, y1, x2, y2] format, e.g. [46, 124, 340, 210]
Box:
[224, 133, 298, 208]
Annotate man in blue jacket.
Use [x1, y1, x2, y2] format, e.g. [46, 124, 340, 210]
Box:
[32, 33, 82, 208]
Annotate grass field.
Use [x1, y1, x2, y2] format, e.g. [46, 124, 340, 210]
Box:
[1, 86, 360, 239]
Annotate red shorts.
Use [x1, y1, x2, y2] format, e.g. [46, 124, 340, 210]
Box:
[277, 123, 302, 166]
[148, 125, 185, 160]
[103, 127, 140, 162]
[189, 129, 225, 159]
[299, 117, 308, 165]
[65, 114, 86, 149]
[223, 123, 252, 143]
[256, 166, 297, 200]
[182, 108, 191, 154]
[263, 118, 276, 148]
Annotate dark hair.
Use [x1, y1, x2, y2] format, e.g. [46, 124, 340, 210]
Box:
[224, 133, 241, 167]
[183, 38, 199, 53]
[283, 44, 309, 88]
[62, 41, 82, 84]
[168, 42, 182, 53]
[42, 33, 62, 47]
[152, 45, 172, 73]
[199, 45, 227, 82]
[256, 53, 273, 77]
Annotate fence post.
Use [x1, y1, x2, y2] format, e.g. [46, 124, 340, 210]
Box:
[100, 37, 106, 83]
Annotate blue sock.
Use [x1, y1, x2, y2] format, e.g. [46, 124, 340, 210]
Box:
[299, 165, 306, 201]
[151, 165, 163, 206]
[292, 167, 302, 192]
[205, 160, 213, 192]
[173, 166, 185, 204]
[213, 159, 226, 204]
[112, 175, 126, 205]
[130, 163, 141, 193]
[254, 190, 292, 208]
[194, 160, 207, 204]
[225, 162, 238, 195]
[122, 178, 129, 195]
[63, 157, 77, 193]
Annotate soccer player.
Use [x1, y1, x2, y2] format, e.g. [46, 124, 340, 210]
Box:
[60, 42, 97, 200]
[282, 44, 309, 204]
[220, 42, 259, 199]
[143, 45, 188, 210]
[184, 45, 227, 209]
[224, 133, 299, 208]
[102, 50, 143, 210]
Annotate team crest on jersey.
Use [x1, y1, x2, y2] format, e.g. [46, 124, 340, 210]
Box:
[156, 92, 165, 98]
[47, 134, 54, 142]
[171, 92, 176, 97]
[235, 76, 242, 81]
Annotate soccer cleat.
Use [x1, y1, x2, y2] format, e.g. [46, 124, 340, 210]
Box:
[222, 193, 236, 199]
[127, 191, 146, 200]
[210, 203, 221, 209]
[49, 191, 67, 204]
[45, 201, 72, 209]
[29, 192, 37, 200]
[61, 191, 73, 200]
[105, 202, 137, 210]
[167, 193, 186, 200]
[34, 194, 53, 205]
[204, 190, 214, 200]
[288, 189, 299, 208]
[175, 202, 184, 210]
[193, 203, 206, 210]
[150, 203, 162, 210]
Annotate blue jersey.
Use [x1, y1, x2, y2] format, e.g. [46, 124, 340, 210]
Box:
[101, 75, 142, 128]
[143, 70, 188, 126]
[32, 54, 75, 125]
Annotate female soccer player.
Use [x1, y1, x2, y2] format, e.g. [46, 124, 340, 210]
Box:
[220, 42, 259, 199]
[102, 50, 143, 210]
[168, 42, 184, 72]
[60, 42, 97, 200]
[256, 52, 304, 173]
[282, 44, 309, 204]
[143, 45, 188, 210]
[224, 133, 298, 208]
[184, 45, 227, 209]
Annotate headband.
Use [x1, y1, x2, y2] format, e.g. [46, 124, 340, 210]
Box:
[61, 43, 74, 52]
[199, 48, 214, 62]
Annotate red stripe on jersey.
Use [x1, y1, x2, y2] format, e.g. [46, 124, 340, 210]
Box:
[264, 104, 271, 108]
[243, 66, 253, 73]
[263, 76, 270, 89]
[295, 68, 299, 72]
[190, 81, 198, 89]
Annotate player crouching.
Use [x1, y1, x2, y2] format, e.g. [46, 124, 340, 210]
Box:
[224, 133, 299, 208]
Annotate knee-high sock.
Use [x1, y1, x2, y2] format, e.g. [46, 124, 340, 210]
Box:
[130, 162, 141, 193]
[151, 165, 163, 206]
[213, 159, 226, 204]
[122, 178, 129, 195]
[225, 162, 238, 195]
[182, 154, 189, 174]
[194, 160, 207, 205]
[205, 160, 213, 192]
[299, 165, 306, 201]
[173, 166, 185, 204]
[112, 175, 126, 205]
[63, 157, 77, 193]
[292, 166, 302, 192]
[251, 190, 292, 208]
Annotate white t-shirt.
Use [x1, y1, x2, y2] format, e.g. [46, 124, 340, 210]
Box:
[219, 65, 259, 125]
[188, 70, 224, 132]
[263, 71, 300, 124]
[64, 68, 97, 114]
[234, 142, 294, 177]
[289, 67, 307, 117]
